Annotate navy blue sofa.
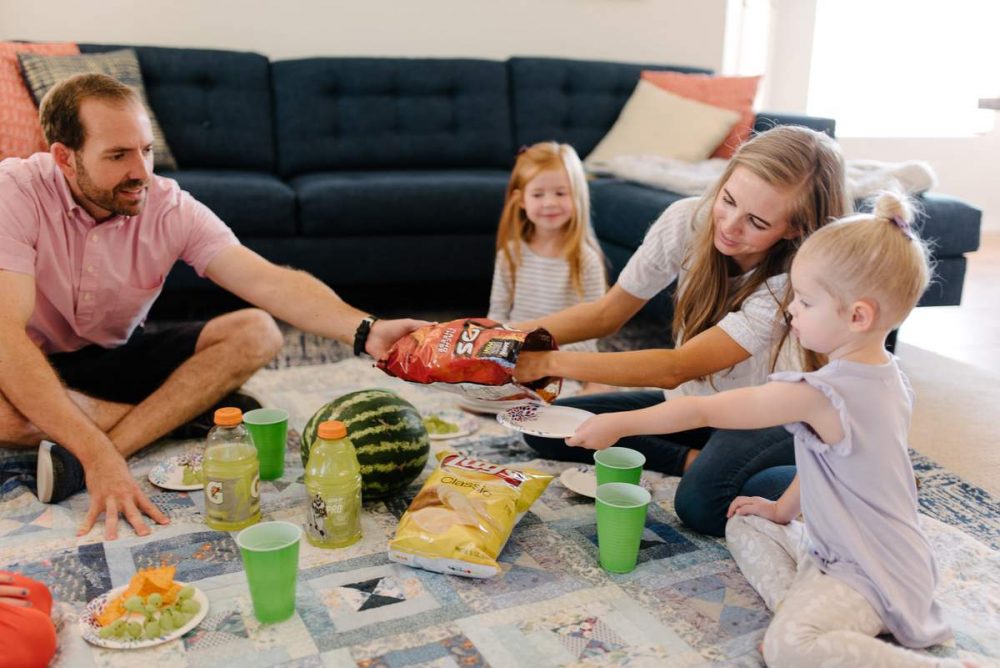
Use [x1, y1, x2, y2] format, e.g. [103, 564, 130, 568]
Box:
[77, 44, 982, 316]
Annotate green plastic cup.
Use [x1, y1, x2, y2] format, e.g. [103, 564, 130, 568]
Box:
[595, 482, 651, 573]
[594, 447, 646, 486]
[244, 408, 289, 481]
[236, 520, 301, 623]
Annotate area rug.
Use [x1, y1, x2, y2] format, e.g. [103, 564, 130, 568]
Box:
[1, 346, 998, 666]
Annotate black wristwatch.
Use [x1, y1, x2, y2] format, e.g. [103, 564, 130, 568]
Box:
[353, 315, 379, 356]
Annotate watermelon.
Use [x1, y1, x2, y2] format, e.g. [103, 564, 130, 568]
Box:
[301, 389, 430, 499]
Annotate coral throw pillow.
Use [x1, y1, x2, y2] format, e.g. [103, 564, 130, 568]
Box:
[641, 71, 761, 159]
[0, 41, 80, 161]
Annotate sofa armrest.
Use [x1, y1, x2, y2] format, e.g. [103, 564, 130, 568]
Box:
[754, 112, 837, 138]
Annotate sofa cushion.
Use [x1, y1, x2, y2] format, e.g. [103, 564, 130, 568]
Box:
[590, 179, 687, 250]
[274, 58, 512, 177]
[79, 44, 275, 171]
[292, 170, 509, 237]
[159, 170, 296, 237]
[18, 48, 178, 170]
[0, 41, 79, 160]
[509, 57, 712, 157]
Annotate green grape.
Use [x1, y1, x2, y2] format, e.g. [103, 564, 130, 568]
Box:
[140, 623, 159, 640]
[98, 624, 118, 639]
[147, 593, 163, 607]
[173, 612, 193, 627]
[178, 586, 195, 600]
[144, 620, 161, 637]
[126, 621, 142, 639]
[179, 599, 198, 614]
[113, 623, 129, 639]
[159, 613, 175, 632]
[144, 603, 158, 615]
[123, 595, 144, 613]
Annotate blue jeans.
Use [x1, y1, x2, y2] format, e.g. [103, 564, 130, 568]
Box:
[521, 391, 796, 537]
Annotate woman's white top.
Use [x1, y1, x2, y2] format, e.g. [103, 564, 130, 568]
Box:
[488, 240, 606, 353]
[616, 197, 794, 398]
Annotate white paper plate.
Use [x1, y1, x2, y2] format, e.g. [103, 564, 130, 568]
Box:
[79, 582, 209, 649]
[456, 396, 530, 415]
[148, 454, 203, 491]
[558, 465, 652, 499]
[421, 410, 479, 440]
[496, 402, 594, 439]
[559, 466, 599, 498]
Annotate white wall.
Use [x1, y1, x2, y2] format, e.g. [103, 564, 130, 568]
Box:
[5, 0, 994, 233]
[1, 0, 728, 69]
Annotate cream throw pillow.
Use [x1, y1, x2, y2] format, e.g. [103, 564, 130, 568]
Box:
[585, 79, 741, 166]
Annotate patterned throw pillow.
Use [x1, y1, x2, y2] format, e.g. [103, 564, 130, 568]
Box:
[0, 41, 80, 161]
[641, 71, 761, 159]
[17, 48, 178, 170]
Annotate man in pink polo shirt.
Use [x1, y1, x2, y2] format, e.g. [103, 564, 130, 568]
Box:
[0, 73, 421, 541]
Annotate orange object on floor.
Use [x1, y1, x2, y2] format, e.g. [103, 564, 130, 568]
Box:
[0, 571, 57, 668]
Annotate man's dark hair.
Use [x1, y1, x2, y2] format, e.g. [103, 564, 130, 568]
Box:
[39, 73, 141, 150]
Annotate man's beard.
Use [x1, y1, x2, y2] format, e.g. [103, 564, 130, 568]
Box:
[74, 156, 148, 218]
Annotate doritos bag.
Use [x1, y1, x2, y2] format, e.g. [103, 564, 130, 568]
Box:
[388, 451, 553, 578]
[376, 318, 561, 401]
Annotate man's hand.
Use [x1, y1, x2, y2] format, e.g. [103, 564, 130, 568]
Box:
[727, 496, 789, 523]
[0, 574, 31, 608]
[366, 318, 428, 359]
[79, 451, 170, 540]
[564, 413, 623, 450]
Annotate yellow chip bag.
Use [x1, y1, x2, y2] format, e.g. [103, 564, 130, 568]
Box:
[388, 451, 553, 578]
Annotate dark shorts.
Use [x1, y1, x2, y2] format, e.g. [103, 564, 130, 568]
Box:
[47, 322, 206, 405]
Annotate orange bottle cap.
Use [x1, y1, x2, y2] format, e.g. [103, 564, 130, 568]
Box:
[214, 407, 243, 426]
[317, 420, 347, 440]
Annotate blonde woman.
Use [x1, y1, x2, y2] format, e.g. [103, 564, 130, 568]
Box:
[513, 125, 850, 536]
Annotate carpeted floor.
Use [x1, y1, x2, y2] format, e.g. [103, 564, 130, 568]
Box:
[1, 321, 997, 666]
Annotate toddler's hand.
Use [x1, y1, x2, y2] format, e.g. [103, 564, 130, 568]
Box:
[565, 414, 621, 450]
[727, 496, 786, 523]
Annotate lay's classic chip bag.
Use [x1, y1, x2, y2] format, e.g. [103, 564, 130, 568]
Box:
[388, 451, 552, 578]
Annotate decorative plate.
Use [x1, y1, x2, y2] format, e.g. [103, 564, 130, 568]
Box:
[79, 582, 209, 649]
[496, 402, 594, 439]
[421, 410, 480, 440]
[148, 454, 203, 491]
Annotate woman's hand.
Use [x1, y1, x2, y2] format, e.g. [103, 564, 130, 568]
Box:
[0, 574, 31, 608]
[565, 414, 623, 450]
[727, 496, 790, 523]
[513, 350, 549, 384]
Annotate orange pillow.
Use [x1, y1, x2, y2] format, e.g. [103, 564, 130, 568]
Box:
[0, 41, 80, 161]
[641, 71, 761, 159]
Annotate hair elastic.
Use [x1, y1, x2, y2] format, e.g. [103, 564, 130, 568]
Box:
[889, 215, 914, 240]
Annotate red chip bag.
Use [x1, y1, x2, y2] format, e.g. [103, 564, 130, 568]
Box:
[376, 318, 561, 402]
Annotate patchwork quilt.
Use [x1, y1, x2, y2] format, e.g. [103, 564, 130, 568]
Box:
[1, 358, 998, 667]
